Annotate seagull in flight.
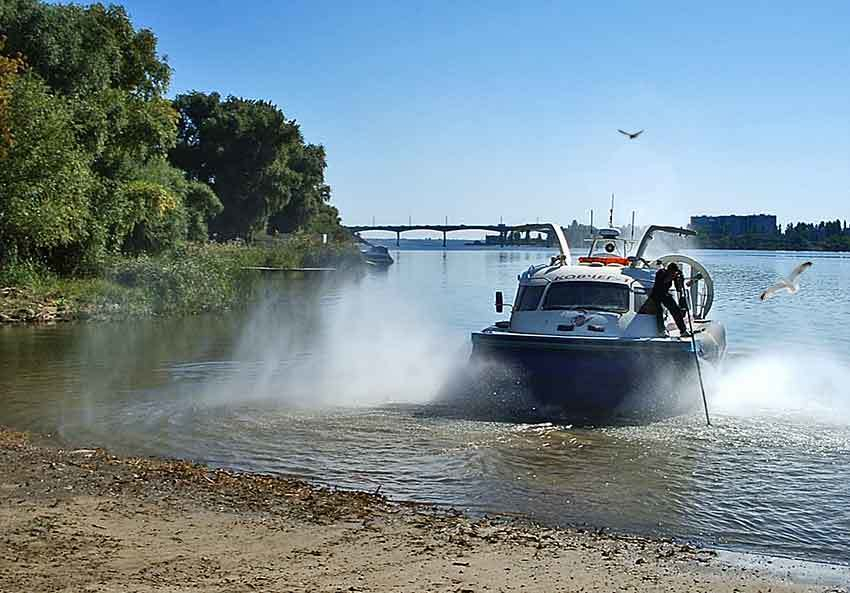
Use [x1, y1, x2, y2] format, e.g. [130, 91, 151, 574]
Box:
[618, 129, 644, 140]
[759, 261, 813, 301]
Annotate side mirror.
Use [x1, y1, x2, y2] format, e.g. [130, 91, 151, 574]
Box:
[495, 291, 504, 313]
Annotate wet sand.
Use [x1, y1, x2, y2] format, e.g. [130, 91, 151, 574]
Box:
[0, 427, 844, 592]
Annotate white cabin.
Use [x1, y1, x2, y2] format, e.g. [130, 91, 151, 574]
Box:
[510, 264, 659, 338]
[499, 224, 714, 340]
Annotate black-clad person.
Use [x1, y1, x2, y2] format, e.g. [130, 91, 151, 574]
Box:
[639, 262, 689, 336]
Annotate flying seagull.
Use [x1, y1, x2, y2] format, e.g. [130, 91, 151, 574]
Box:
[759, 261, 813, 301]
[618, 129, 644, 140]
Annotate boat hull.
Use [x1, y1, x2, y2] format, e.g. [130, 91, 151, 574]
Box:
[362, 246, 394, 266]
[470, 328, 724, 420]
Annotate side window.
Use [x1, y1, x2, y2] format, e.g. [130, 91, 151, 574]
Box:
[633, 286, 648, 312]
[515, 285, 545, 311]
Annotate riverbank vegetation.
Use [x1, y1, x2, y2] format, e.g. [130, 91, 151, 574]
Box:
[696, 220, 850, 251]
[0, 0, 352, 322]
[0, 235, 359, 323]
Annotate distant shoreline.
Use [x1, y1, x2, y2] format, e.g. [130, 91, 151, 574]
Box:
[365, 238, 850, 254]
[696, 246, 850, 253]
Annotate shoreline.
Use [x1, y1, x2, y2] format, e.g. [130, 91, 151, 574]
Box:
[1, 427, 846, 592]
[0, 238, 362, 325]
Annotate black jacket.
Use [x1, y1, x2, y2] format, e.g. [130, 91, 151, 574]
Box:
[650, 268, 675, 301]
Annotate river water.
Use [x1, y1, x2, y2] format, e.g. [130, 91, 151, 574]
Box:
[2, 246, 849, 565]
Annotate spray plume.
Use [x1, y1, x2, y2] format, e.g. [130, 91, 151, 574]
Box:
[195, 276, 464, 409]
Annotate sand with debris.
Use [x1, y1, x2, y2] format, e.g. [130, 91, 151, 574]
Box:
[0, 427, 844, 592]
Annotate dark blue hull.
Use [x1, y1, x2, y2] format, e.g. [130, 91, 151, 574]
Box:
[470, 330, 719, 420]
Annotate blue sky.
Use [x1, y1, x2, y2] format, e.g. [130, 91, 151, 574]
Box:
[114, 1, 848, 230]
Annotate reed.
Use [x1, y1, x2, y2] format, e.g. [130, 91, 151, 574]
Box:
[0, 234, 360, 322]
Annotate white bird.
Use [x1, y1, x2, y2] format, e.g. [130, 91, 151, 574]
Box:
[618, 129, 644, 139]
[759, 261, 813, 301]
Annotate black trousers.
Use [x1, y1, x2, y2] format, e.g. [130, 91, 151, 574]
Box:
[657, 293, 688, 334]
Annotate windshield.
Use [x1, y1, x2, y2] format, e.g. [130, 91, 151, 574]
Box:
[542, 281, 630, 313]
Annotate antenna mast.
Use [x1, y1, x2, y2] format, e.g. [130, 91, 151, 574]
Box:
[631, 211, 636, 241]
[609, 194, 614, 227]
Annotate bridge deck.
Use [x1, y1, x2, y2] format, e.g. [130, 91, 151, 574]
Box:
[345, 223, 561, 233]
[345, 223, 560, 247]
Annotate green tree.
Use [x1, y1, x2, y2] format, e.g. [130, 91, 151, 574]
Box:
[171, 91, 309, 240]
[304, 203, 344, 239]
[2, 1, 178, 177]
[112, 156, 222, 251]
[267, 143, 332, 235]
[0, 43, 25, 158]
[1, 1, 215, 267]
[184, 182, 223, 241]
[2, 1, 170, 97]
[0, 72, 94, 270]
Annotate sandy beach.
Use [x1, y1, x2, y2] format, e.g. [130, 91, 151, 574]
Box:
[1, 427, 845, 593]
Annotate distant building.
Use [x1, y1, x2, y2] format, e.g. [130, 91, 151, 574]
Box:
[689, 214, 777, 236]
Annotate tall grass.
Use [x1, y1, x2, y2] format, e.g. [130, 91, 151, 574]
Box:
[1, 234, 361, 321]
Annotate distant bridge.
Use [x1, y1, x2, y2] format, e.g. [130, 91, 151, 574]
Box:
[345, 223, 560, 247]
